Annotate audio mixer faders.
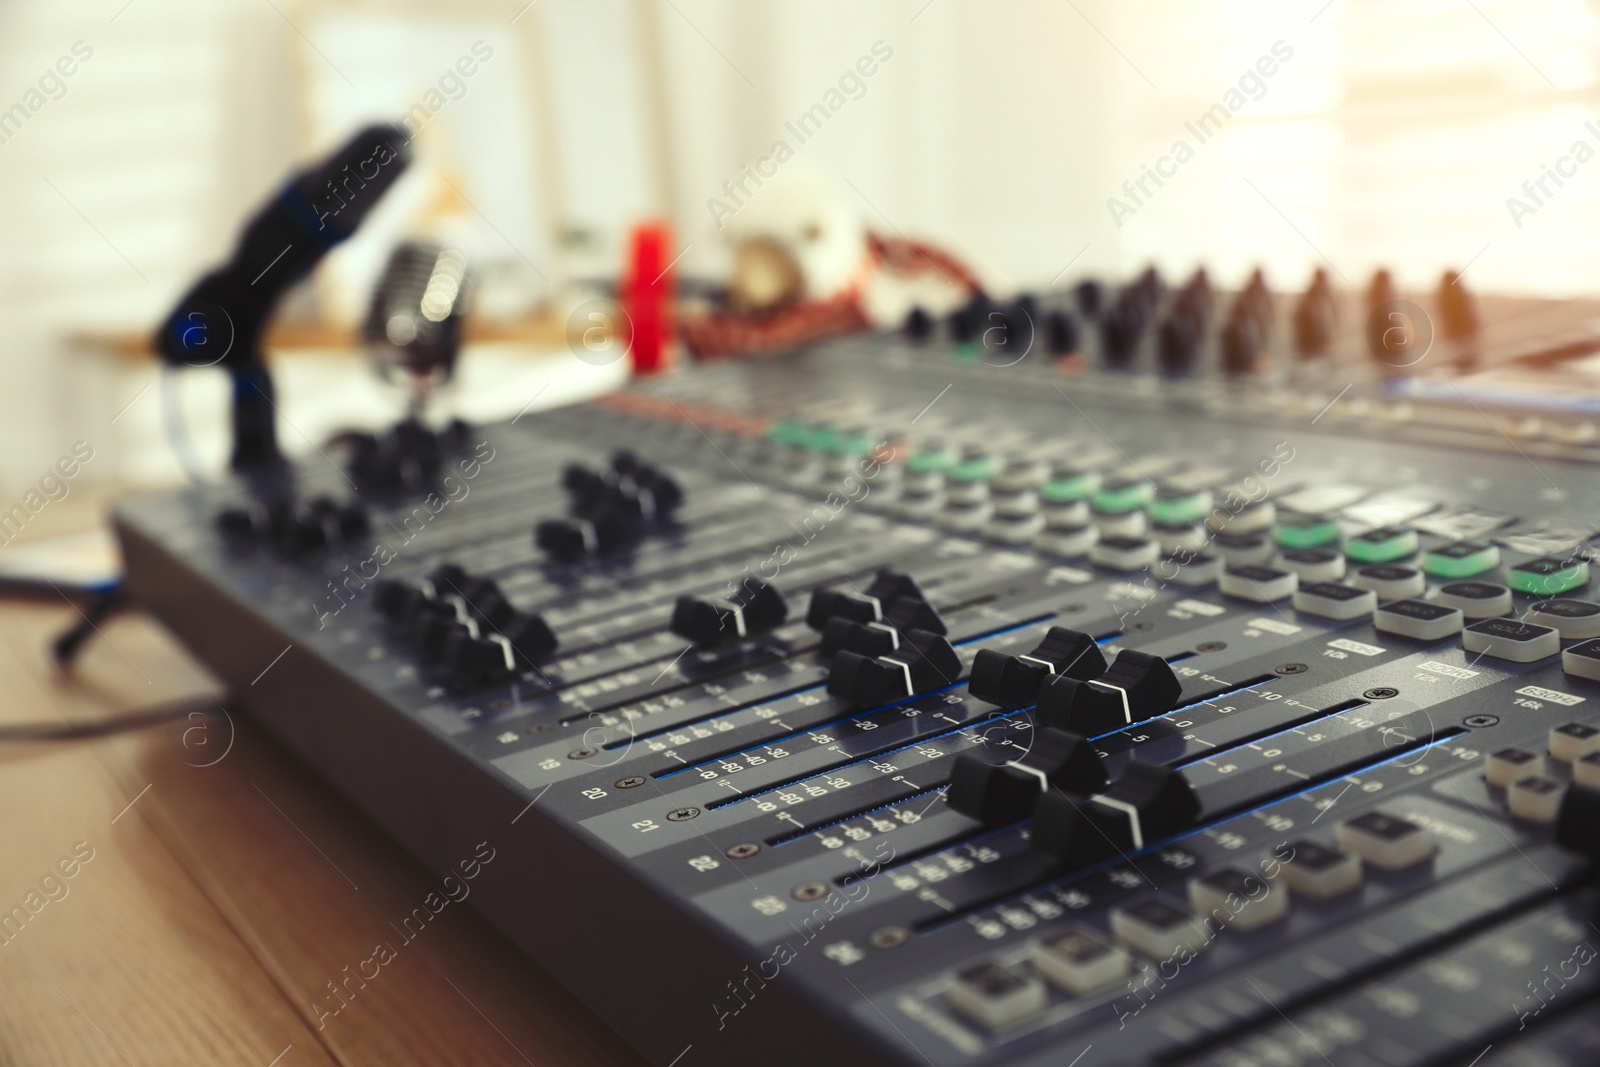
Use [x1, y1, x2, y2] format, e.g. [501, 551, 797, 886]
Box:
[116, 306, 1600, 1066]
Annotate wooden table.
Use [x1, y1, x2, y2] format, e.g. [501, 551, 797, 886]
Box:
[0, 497, 644, 1066]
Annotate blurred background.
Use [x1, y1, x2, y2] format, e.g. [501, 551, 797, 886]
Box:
[0, 0, 1596, 494]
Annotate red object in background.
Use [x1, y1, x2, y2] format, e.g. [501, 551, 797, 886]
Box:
[622, 221, 674, 375]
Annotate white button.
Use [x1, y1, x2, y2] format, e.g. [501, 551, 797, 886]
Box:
[1163, 551, 1222, 586]
[1092, 509, 1147, 537]
[1562, 639, 1600, 681]
[1292, 582, 1376, 620]
[1213, 533, 1277, 566]
[1110, 897, 1209, 959]
[1575, 750, 1600, 789]
[945, 963, 1049, 1030]
[1529, 599, 1600, 639]
[1507, 775, 1566, 823]
[1032, 928, 1130, 995]
[1373, 599, 1464, 641]
[1187, 867, 1289, 932]
[1276, 839, 1363, 899]
[1335, 810, 1435, 870]
[1277, 548, 1345, 582]
[1484, 747, 1545, 788]
[1035, 523, 1098, 557]
[1042, 499, 1090, 527]
[1153, 522, 1210, 554]
[1432, 582, 1513, 619]
[1350, 564, 1426, 600]
[1210, 500, 1276, 534]
[1220, 565, 1298, 603]
[1091, 536, 1159, 571]
[1462, 619, 1560, 663]
[1549, 720, 1600, 763]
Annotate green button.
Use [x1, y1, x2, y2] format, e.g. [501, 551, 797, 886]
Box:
[767, 420, 812, 447]
[1345, 526, 1419, 563]
[826, 431, 871, 456]
[1040, 471, 1101, 503]
[1149, 488, 1214, 525]
[907, 447, 953, 474]
[1422, 540, 1501, 579]
[1274, 515, 1340, 549]
[952, 343, 980, 365]
[1092, 480, 1154, 514]
[1508, 557, 1590, 595]
[948, 455, 997, 483]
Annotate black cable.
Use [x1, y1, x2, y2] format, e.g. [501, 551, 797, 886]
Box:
[0, 696, 220, 743]
[51, 587, 126, 669]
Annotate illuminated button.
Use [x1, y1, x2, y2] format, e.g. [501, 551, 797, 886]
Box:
[1092, 477, 1154, 514]
[1162, 551, 1221, 586]
[1350, 564, 1425, 600]
[1039, 464, 1102, 504]
[1549, 721, 1600, 763]
[1109, 897, 1208, 959]
[1274, 512, 1340, 549]
[1278, 548, 1345, 583]
[1484, 747, 1545, 788]
[1032, 928, 1131, 996]
[1219, 564, 1298, 603]
[1293, 581, 1376, 620]
[1153, 522, 1210, 554]
[948, 449, 997, 485]
[945, 962, 1048, 1029]
[1213, 532, 1276, 566]
[1374, 598, 1463, 641]
[1529, 599, 1600, 639]
[1211, 500, 1275, 534]
[1035, 522, 1098, 557]
[1091, 508, 1148, 538]
[1335, 810, 1435, 871]
[1432, 581, 1512, 619]
[1149, 486, 1213, 525]
[1422, 540, 1500, 578]
[1187, 867, 1288, 932]
[1276, 839, 1363, 899]
[1507, 556, 1589, 595]
[1507, 776, 1566, 823]
[907, 443, 954, 475]
[1462, 618, 1560, 663]
[1345, 526, 1420, 563]
[1090, 536, 1159, 571]
[1575, 750, 1600, 789]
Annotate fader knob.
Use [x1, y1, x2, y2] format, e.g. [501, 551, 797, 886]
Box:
[671, 580, 789, 645]
[1030, 761, 1201, 865]
[826, 629, 961, 708]
[945, 727, 1108, 825]
[1034, 649, 1180, 735]
[968, 627, 1107, 709]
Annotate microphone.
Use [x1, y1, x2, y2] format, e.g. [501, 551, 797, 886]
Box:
[156, 124, 412, 471]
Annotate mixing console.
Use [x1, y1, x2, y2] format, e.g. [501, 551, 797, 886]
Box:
[115, 281, 1600, 1066]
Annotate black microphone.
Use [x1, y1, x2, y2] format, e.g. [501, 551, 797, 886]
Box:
[156, 124, 412, 471]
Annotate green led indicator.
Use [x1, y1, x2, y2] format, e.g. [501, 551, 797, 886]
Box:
[1148, 489, 1213, 525]
[907, 448, 952, 474]
[1092, 481, 1154, 514]
[1040, 472, 1101, 503]
[1508, 557, 1590, 595]
[1422, 541, 1500, 579]
[767, 420, 812, 447]
[948, 456, 997, 483]
[1274, 516, 1340, 549]
[1345, 526, 1419, 563]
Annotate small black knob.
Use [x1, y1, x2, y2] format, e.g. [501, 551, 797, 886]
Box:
[945, 727, 1108, 825]
[500, 611, 559, 664]
[1045, 310, 1080, 356]
[905, 306, 934, 342]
